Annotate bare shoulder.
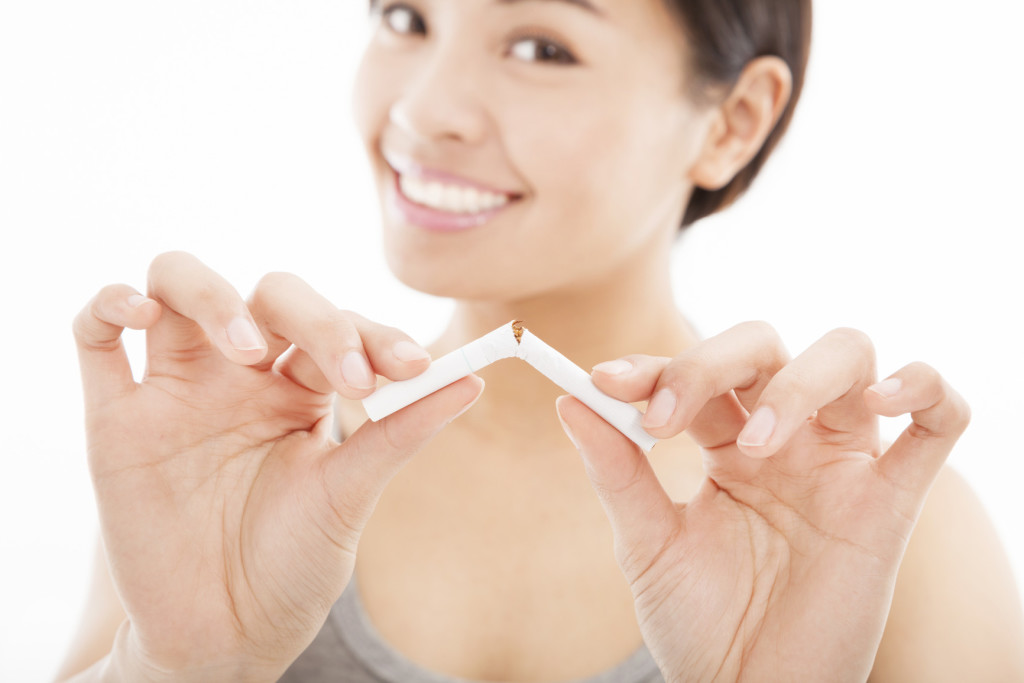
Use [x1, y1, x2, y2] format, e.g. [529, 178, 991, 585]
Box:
[870, 465, 1024, 682]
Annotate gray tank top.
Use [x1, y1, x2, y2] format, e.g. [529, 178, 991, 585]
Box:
[278, 577, 664, 683]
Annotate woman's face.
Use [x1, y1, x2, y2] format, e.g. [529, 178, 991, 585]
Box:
[353, 0, 712, 302]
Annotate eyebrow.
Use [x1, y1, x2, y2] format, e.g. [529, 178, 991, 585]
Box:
[494, 0, 606, 19]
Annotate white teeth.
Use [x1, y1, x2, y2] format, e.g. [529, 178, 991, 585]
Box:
[426, 182, 444, 206]
[399, 174, 510, 214]
[442, 185, 462, 212]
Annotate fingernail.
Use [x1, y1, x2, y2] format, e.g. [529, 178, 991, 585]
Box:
[341, 351, 376, 390]
[868, 378, 902, 398]
[592, 359, 632, 376]
[643, 389, 677, 429]
[392, 340, 431, 363]
[226, 317, 265, 351]
[127, 294, 152, 308]
[555, 397, 581, 449]
[738, 406, 776, 448]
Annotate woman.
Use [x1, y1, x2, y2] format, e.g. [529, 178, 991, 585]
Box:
[56, 0, 1024, 681]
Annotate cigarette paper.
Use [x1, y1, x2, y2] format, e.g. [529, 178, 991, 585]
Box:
[516, 330, 658, 453]
[362, 323, 519, 421]
[362, 321, 659, 452]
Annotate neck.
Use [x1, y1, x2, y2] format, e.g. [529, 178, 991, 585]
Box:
[428, 241, 698, 447]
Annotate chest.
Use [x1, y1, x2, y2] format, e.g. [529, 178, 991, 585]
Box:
[350, 428, 700, 682]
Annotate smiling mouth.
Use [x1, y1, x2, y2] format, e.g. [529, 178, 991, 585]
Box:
[397, 173, 520, 215]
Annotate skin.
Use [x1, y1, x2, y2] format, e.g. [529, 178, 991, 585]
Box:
[56, 0, 1024, 681]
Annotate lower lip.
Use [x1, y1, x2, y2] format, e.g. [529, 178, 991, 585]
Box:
[386, 174, 516, 233]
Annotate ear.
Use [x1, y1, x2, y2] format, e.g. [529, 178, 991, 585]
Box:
[688, 56, 793, 191]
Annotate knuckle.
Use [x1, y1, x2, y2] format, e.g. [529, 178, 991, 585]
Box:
[830, 325, 872, 349]
[948, 391, 972, 432]
[148, 250, 191, 279]
[932, 375, 972, 432]
[907, 360, 941, 386]
[73, 284, 122, 337]
[313, 310, 359, 347]
[828, 327, 875, 363]
[664, 353, 715, 399]
[732, 321, 788, 372]
[664, 353, 703, 382]
[903, 362, 971, 436]
[72, 289, 108, 339]
[256, 270, 299, 291]
[343, 309, 371, 327]
[97, 283, 126, 301]
[905, 361, 950, 402]
[72, 306, 116, 352]
[737, 319, 779, 342]
[252, 271, 296, 305]
[952, 392, 972, 432]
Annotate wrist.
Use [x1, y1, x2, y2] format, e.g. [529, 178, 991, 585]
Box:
[104, 620, 285, 683]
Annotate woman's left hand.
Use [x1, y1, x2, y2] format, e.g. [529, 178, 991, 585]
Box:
[556, 322, 970, 683]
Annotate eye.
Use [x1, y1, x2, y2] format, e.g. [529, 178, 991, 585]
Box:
[377, 3, 426, 35]
[509, 35, 578, 65]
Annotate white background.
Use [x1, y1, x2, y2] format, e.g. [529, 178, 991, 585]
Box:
[1, 1, 1022, 680]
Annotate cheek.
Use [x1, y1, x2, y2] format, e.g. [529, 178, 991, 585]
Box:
[508, 100, 683, 253]
[510, 98, 619, 210]
[351, 47, 395, 156]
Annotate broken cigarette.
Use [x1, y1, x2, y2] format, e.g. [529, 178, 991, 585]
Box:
[362, 323, 519, 421]
[362, 321, 658, 452]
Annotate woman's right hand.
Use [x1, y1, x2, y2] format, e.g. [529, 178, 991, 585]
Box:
[72, 252, 483, 682]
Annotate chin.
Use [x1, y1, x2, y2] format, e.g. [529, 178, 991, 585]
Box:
[383, 244, 566, 304]
[384, 247, 498, 301]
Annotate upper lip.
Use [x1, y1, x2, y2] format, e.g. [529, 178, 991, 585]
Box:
[383, 152, 524, 198]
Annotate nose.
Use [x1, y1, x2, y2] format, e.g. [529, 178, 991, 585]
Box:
[389, 46, 489, 146]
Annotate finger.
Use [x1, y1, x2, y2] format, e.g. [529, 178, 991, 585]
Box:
[736, 327, 877, 458]
[555, 396, 680, 578]
[347, 310, 433, 380]
[596, 352, 749, 449]
[868, 362, 971, 493]
[312, 375, 485, 548]
[73, 285, 162, 405]
[247, 272, 432, 398]
[594, 322, 789, 448]
[591, 354, 668, 402]
[146, 251, 268, 366]
[276, 339, 417, 396]
[274, 347, 334, 395]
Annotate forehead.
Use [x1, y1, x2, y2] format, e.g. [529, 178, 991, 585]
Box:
[494, 0, 606, 16]
[369, 0, 670, 23]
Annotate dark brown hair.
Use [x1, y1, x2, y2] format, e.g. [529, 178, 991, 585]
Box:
[667, 0, 813, 228]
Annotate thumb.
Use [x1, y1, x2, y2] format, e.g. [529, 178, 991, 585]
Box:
[556, 396, 679, 575]
[316, 375, 485, 544]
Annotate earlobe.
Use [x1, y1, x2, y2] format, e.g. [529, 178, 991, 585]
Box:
[687, 111, 733, 191]
[687, 56, 793, 191]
